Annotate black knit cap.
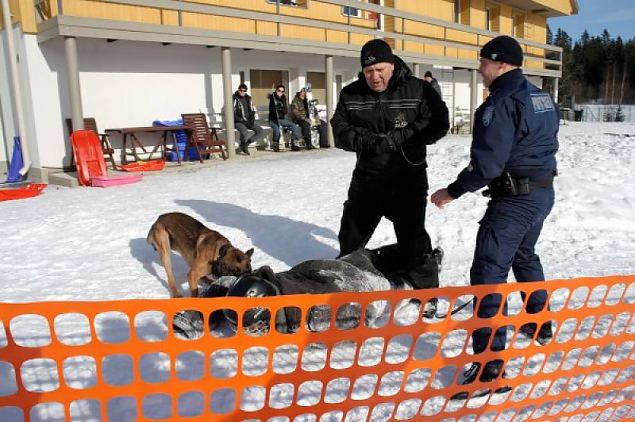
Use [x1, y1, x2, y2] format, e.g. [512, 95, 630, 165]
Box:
[480, 35, 523, 66]
[360, 39, 394, 68]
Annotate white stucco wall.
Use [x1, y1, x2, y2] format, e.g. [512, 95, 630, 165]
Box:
[20, 36, 494, 169]
[24, 39, 359, 168]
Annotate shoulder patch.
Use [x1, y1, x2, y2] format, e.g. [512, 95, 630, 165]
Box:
[482, 106, 495, 127]
[530, 93, 554, 113]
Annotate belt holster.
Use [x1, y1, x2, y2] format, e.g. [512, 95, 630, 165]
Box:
[483, 171, 554, 199]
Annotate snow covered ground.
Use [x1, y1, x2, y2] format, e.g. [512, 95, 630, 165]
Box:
[1, 121, 633, 302]
[0, 121, 633, 421]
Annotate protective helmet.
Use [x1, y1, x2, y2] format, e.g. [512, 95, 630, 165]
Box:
[224, 274, 279, 335]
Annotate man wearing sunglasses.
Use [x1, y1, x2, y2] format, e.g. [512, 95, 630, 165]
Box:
[268, 85, 303, 152]
[232, 83, 264, 155]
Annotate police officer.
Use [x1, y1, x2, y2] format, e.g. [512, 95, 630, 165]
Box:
[431, 35, 559, 387]
[331, 39, 449, 289]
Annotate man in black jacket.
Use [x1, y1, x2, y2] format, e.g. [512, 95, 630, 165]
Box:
[331, 39, 449, 289]
[232, 83, 264, 155]
[268, 84, 302, 152]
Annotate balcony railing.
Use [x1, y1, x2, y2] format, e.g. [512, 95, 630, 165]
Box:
[33, 0, 562, 76]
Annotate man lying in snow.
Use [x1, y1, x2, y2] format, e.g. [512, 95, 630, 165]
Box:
[173, 244, 443, 338]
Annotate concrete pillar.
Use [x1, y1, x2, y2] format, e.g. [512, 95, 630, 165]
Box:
[64, 36, 83, 131]
[221, 47, 235, 159]
[553, 77, 559, 104]
[470, 69, 478, 134]
[2, 0, 31, 174]
[325, 55, 335, 147]
[413, 63, 420, 78]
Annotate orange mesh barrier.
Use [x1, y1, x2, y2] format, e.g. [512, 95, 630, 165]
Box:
[1, 275, 633, 421]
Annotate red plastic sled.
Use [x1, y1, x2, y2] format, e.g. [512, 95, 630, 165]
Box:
[71, 130, 143, 187]
[120, 159, 165, 172]
[0, 183, 47, 201]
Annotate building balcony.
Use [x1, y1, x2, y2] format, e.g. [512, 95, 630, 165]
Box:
[24, 0, 562, 77]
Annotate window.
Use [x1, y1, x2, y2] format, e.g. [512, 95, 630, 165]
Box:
[267, 0, 305, 7]
[307, 72, 326, 105]
[486, 4, 499, 32]
[249, 70, 289, 106]
[485, 8, 491, 30]
[343, 1, 362, 18]
[513, 14, 525, 38]
[454, 0, 469, 25]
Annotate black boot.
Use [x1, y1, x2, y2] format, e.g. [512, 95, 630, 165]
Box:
[405, 248, 442, 290]
[241, 142, 251, 155]
[272, 142, 280, 152]
[291, 140, 301, 151]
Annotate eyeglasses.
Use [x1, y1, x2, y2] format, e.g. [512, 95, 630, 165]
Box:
[239, 89, 247, 92]
[277, 89, 285, 93]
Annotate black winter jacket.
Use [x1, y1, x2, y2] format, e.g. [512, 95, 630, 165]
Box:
[268, 92, 289, 125]
[331, 56, 449, 185]
[233, 91, 255, 126]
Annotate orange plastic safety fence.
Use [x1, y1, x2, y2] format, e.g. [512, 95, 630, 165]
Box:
[0, 275, 633, 421]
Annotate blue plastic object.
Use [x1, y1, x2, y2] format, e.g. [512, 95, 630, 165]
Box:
[6, 137, 24, 183]
[152, 119, 189, 161]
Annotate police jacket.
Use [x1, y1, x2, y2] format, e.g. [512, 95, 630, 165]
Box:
[268, 92, 288, 125]
[331, 56, 449, 185]
[233, 91, 255, 126]
[447, 69, 559, 198]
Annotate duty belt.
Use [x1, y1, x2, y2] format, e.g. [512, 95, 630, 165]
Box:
[483, 171, 555, 199]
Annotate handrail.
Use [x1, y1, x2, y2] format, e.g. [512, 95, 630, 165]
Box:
[320, 0, 562, 53]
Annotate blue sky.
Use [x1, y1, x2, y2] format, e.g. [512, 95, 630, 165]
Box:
[548, 0, 635, 41]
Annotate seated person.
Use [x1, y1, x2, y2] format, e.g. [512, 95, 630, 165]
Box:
[290, 88, 328, 149]
[268, 84, 303, 152]
[232, 83, 264, 155]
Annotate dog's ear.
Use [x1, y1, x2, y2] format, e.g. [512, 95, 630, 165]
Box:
[245, 248, 254, 257]
[218, 243, 231, 258]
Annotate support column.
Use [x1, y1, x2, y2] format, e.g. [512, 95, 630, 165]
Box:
[469, 69, 478, 134]
[553, 77, 559, 104]
[64, 36, 83, 132]
[325, 54, 335, 147]
[221, 47, 235, 159]
[2, 0, 31, 174]
[413, 63, 420, 78]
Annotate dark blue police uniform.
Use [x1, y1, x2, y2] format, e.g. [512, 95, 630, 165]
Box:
[447, 68, 559, 353]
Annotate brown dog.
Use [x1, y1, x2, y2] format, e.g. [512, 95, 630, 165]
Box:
[147, 212, 253, 297]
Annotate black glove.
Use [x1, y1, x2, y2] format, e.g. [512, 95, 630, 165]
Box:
[387, 127, 412, 147]
[373, 133, 397, 153]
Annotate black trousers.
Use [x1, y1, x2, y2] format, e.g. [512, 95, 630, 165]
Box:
[298, 120, 328, 147]
[338, 178, 432, 272]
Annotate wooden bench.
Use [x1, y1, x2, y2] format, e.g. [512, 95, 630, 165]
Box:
[200, 107, 295, 152]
